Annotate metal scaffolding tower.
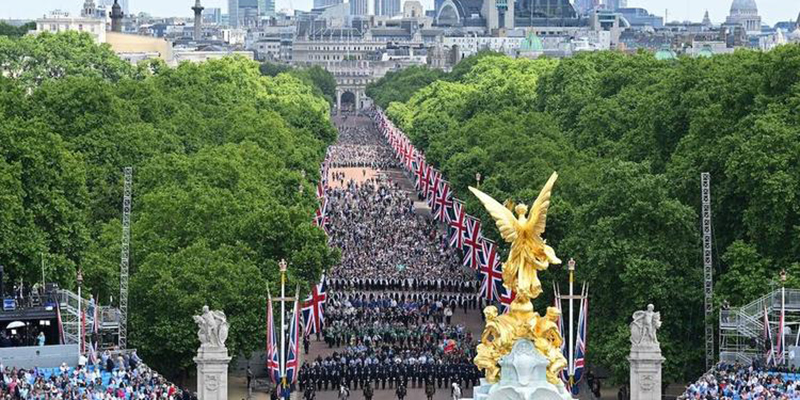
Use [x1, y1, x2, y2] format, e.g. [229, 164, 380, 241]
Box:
[119, 167, 132, 349]
[701, 172, 714, 370]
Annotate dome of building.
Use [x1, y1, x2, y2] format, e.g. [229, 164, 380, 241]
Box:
[654, 45, 677, 61]
[729, 0, 757, 16]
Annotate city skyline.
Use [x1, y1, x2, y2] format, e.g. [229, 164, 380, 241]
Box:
[0, 0, 797, 24]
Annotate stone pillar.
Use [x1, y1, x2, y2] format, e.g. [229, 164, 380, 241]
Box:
[192, 0, 204, 42]
[194, 346, 231, 400]
[193, 307, 231, 400]
[336, 90, 342, 114]
[628, 304, 665, 400]
[355, 90, 361, 114]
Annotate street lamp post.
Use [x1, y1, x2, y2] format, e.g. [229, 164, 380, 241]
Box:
[475, 172, 482, 188]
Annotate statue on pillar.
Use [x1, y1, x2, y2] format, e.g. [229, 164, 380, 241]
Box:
[194, 306, 232, 400]
[194, 306, 229, 349]
[630, 304, 661, 347]
[628, 305, 665, 400]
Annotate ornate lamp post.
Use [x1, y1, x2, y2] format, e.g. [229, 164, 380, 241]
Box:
[567, 258, 575, 380]
[476, 172, 482, 188]
[279, 259, 288, 391]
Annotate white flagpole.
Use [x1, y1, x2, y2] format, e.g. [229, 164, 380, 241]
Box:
[568, 258, 575, 378]
[279, 259, 288, 389]
[782, 281, 786, 364]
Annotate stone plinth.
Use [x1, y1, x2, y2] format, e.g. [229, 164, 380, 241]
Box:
[194, 346, 231, 400]
[472, 339, 572, 400]
[628, 345, 664, 400]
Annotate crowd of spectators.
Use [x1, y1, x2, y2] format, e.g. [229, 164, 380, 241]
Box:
[680, 362, 800, 400]
[326, 179, 469, 283]
[298, 115, 482, 395]
[0, 351, 195, 400]
[326, 123, 400, 170]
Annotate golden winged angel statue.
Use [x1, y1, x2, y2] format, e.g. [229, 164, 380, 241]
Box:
[470, 172, 568, 387]
[468, 171, 561, 302]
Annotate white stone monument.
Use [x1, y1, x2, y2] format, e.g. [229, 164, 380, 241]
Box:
[472, 339, 572, 400]
[628, 304, 664, 400]
[193, 306, 231, 400]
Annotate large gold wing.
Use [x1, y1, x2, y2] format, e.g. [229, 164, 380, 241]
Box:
[524, 172, 558, 236]
[468, 186, 519, 243]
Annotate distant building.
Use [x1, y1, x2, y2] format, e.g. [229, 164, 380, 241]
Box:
[228, 0, 260, 27]
[375, 0, 401, 17]
[725, 0, 761, 35]
[204, 8, 223, 24]
[403, 1, 424, 18]
[36, 10, 106, 43]
[313, 0, 344, 10]
[618, 8, 663, 29]
[350, 0, 368, 16]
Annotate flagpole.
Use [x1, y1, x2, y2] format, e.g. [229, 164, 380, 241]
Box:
[568, 258, 575, 379]
[781, 270, 786, 365]
[279, 259, 288, 390]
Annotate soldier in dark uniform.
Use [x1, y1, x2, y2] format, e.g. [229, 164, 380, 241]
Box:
[378, 363, 387, 389]
[343, 366, 352, 390]
[436, 363, 445, 388]
[321, 366, 329, 391]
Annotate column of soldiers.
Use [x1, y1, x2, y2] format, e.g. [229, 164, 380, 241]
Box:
[298, 358, 479, 393]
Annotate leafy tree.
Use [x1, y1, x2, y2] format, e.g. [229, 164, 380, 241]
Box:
[0, 21, 35, 38]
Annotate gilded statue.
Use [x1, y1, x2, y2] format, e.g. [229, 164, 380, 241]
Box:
[469, 172, 561, 302]
[470, 172, 567, 388]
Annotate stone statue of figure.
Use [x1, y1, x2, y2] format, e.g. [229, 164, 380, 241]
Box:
[194, 306, 229, 348]
[630, 304, 661, 346]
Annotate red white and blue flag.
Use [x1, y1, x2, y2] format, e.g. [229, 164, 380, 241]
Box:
[499, 286, 516, 314]
[426, 170, 441, 207]
[313, 200, 330, 235]
[89, 305, 100, 365]
[415, 160, 427, 192]
[765, 304, 775, 366]
[266, 296, 280, 384]
[448, 201, 467, 249]
[554, 285, 570, 389]
[571, 286, 589, 395]
[301, 274, 328, 335]
[462, 217, 483, 270]
[420, 165, 433, 197]
[286, 295, 301, 385]
[478, 241, 502, 301]
[433, 181, 453, 222]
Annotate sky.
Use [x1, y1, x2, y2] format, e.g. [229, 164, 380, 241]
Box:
[1, 0, 797, 25]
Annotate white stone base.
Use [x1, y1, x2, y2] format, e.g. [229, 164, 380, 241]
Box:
[628, 347, 664, 400]
[471, 340, 573, 400]
[194, 346, 232, 400]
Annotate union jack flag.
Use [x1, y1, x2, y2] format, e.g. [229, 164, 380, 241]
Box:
[301, 274, 327, 335]
[266, 296, 280, 384]
[499, 285, 516, 314]
[462, 217, 482, 270]
[316, 181, 325, 200]
[420, 165, 433, 197]
[286, 296, 301, 384]
[479, 241, 502, 301]
[448, 201, 466, 249]
[554, 285, 570, 389]
[572, 287, 589, 395]
[312, 200, 330, 234]
[426, 170, 441, 207]
[415, 159, 427, 192]
[88, 305, 100, 365]
[433, 182, 453, 222]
